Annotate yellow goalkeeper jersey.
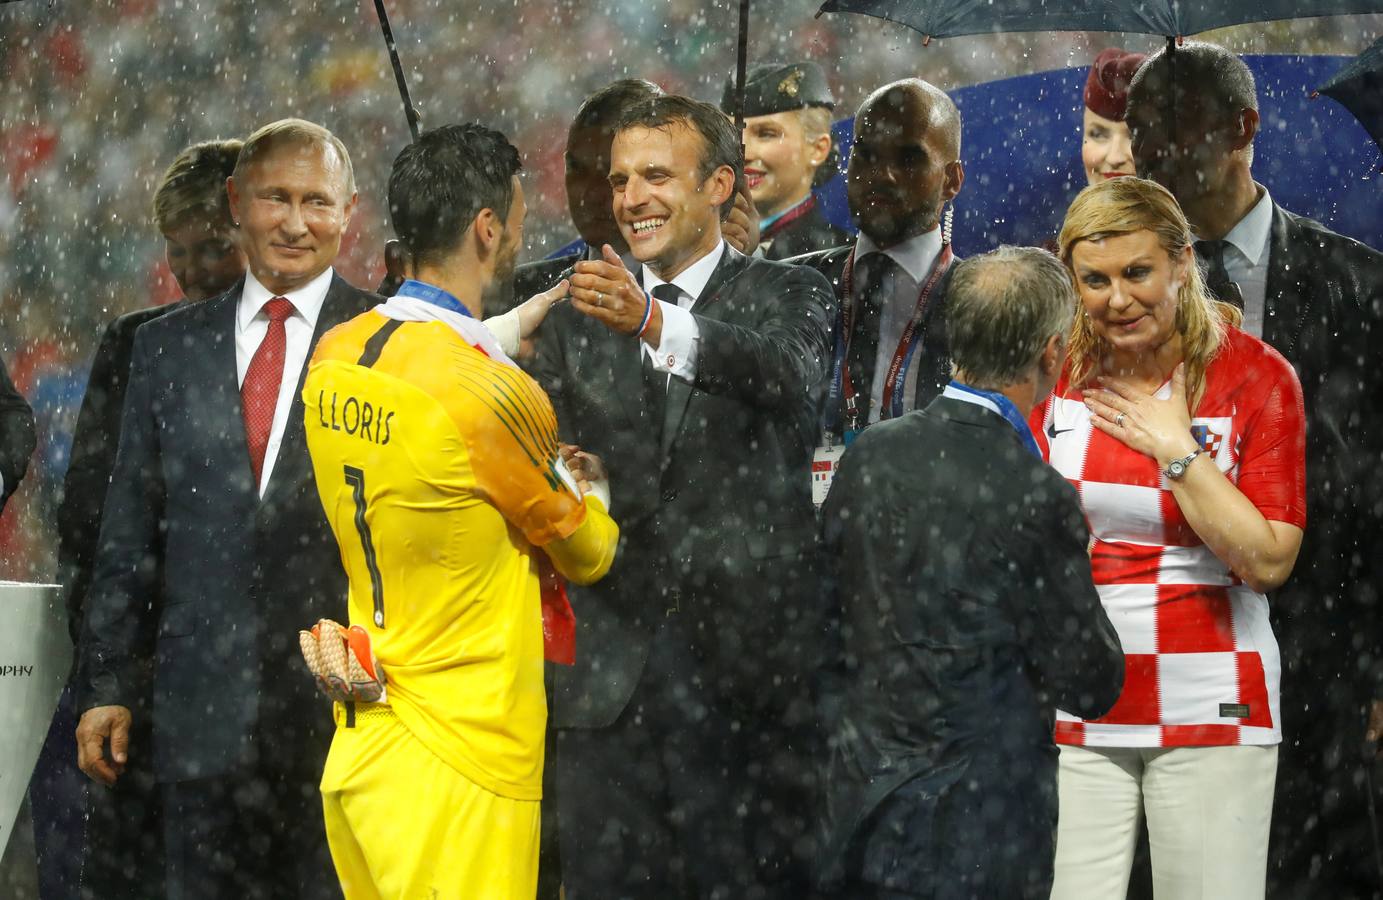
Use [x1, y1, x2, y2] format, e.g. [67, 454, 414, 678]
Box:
[302, 292, 617, 801]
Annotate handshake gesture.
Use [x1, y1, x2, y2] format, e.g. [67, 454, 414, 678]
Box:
[570, 245, 662, 344]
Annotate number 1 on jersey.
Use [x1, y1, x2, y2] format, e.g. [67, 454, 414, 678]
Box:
[343, 465, 386, 628]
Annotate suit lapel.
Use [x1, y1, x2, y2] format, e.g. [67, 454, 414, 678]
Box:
[1262, 205, 1311, 357]
[607, 310, 649, 433]
[186, 284, 258, 499]
[659, 249, 751, 459]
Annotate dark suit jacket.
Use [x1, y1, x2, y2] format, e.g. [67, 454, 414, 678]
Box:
[818, 396, 1123, 894]
[0, 354, 36, 511]
[762, 200, 849, 262]
[528, 245, 835, 728]
[1260, 205, 1383, 891]
[788, 243, 956, 438]
[58, 303, 182, 644]
[76, 273, 379, 783]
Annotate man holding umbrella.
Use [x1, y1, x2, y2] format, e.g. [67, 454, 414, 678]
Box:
[1125, 40, 1383, 897]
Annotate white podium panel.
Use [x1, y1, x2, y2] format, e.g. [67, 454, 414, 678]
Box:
[0, 583, 67, 860]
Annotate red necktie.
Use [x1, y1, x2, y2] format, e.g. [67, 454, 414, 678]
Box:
[242, 297, 295, 488]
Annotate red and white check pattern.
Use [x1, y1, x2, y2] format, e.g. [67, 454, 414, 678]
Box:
[1032, 328, 1306, 748]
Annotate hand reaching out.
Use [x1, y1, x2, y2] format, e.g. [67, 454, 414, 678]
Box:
[569, 245, 659, 340]
[512, 279, 569, 360]
[560, 443, 608, 496]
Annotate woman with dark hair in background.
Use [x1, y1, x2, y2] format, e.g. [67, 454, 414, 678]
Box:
[37, 139, 245, 900]
[1036, 177, 1305, 899]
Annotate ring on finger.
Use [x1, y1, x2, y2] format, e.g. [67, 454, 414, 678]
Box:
[1115, 413, 1126, 427]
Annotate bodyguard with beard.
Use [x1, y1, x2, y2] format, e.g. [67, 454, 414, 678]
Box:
[790, 79, 964, 460]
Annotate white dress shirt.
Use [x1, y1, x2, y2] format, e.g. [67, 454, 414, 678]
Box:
[1213, 185, 1274, 338]
[853, 227, 944, 424]
[640, 240, 726, 382]
[236, 266, 333, 496]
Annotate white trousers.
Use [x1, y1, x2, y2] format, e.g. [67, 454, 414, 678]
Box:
[1049, 743, 1278, 900]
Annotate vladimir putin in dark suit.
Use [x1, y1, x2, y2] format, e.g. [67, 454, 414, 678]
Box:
[528, 94, 835, 898]
[73, 119, 377, 900]
[819, 247, 1123, 899]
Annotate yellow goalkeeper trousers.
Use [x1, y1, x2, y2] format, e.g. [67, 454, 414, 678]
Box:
[320, 703, 540, 900]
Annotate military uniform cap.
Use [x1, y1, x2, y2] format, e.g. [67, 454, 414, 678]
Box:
[721, 61, 835, 119]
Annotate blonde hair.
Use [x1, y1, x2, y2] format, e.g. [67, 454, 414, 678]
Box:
[152, 139, 243, 233]
[1057, 177, 1241, 407]
[232, 118, 355, 196]
[799, 106, 840, 188]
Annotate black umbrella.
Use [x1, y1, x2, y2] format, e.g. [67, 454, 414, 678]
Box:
[815, 0, 1383, 41]
[372, 0, 421, 143]
[732, 0, 751, 129]
[1317, 36, 1383, 156]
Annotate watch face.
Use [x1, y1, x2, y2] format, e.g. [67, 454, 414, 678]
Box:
[1168, 460, 1186, 478]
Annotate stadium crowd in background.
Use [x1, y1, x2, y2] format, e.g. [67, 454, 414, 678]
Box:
[0, 0, 1368, 571]
[0, 3, 1381, 899]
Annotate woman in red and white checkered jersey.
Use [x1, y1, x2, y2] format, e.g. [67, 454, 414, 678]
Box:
[1033, 177, 1306, 899]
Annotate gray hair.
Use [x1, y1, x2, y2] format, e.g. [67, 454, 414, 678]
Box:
[946, 246, 1075, 388]
[233, 118, 356, 197]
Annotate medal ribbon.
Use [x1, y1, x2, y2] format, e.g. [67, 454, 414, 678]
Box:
[394, 279, 474, 318]
[942, 381, 1043, 459]
[825, 242, 954, 433]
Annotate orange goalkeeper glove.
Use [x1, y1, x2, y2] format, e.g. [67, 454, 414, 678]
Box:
[298, 619, 388, 704]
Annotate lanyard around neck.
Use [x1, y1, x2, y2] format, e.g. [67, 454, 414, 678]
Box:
[395, 279, 474, 318]
[824, 242, 954, 434]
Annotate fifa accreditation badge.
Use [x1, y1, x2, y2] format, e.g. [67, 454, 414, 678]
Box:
[812, 442, 843, 508]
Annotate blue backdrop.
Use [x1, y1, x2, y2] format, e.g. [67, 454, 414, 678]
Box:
[546, 54, 1380, 259]
[816, 54, 1383, 252]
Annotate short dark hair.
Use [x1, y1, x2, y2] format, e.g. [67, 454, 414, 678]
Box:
[615, 94, 742, 215]
[1128, 41, 1258, 120]
[616, 94, 742, 181]
[572, 79, 663, 134]
[387, 123, 522, 266]
[234, 118, 355, 196]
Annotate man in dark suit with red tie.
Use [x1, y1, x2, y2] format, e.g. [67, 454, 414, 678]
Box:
[73, 119, 377, 900]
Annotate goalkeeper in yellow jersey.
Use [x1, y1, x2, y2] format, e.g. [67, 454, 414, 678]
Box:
[299, 123, 618, 900]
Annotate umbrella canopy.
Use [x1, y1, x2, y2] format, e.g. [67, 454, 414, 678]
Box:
[1318, 36, 1383, 155]
[816, 0, 1383, 40]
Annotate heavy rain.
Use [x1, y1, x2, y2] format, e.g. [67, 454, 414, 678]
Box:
[1, 1, 1380, 898]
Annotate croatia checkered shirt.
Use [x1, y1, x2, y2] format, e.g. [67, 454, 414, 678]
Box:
[1032, 327, 1306, 747]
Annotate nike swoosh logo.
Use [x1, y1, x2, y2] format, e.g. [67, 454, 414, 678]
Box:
[1047, 422, 1075, 440]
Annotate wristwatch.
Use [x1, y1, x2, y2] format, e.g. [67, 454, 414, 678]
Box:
[1164, 447, 1204, 480]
